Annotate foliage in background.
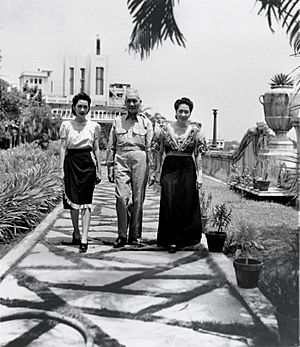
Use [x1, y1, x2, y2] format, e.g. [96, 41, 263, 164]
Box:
[0, 144, 61, 244]
[127, 0, 300, 58]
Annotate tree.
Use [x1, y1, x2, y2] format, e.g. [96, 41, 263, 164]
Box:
[127, 0, 299, 59]
[0, 78, 23, 120]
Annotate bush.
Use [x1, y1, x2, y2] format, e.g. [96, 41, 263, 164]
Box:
[0, 144, 62, 243]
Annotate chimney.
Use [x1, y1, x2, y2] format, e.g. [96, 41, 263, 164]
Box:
[96, 35, 100, 55]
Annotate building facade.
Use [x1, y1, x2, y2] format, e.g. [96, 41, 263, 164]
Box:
[19, 69, 54, 96]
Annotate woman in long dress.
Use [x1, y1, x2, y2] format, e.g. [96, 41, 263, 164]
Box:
[151, 97, 207, 253]
[59, 92, 102, 253]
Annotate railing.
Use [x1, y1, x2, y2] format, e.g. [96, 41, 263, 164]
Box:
[51, 108, 119, 122]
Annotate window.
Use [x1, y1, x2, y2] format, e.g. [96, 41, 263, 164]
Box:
[30, 78, 33, 83]
[34, 78, 38, 84]
[69, 67, 74, 95]
[95, 67, 104, 95]
[80, 68, 85, 92]
[39, 79, 42, 84]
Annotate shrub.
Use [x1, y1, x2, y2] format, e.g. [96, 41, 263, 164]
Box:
[0, 144, 62, 243]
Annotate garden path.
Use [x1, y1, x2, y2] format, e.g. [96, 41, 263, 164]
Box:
[0, 176, 279, 346]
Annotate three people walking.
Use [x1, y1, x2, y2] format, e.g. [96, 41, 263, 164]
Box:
[59, 91, 206, 254]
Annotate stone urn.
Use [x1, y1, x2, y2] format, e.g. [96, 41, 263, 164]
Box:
[259, 85, 300, 151]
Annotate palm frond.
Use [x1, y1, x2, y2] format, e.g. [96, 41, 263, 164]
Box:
[256, 0, 300, 54]
[127, 0, 185, 59]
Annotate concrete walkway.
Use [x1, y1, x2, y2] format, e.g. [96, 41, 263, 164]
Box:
[0, 176, 279, 347]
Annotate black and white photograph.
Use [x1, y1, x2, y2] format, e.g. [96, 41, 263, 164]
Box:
[0, 0, 299, 346]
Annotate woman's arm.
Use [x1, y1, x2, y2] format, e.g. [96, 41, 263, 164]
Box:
[195, 128, 208, 188]
[94, 137, 102, 182]
[59, 138, 67, 179]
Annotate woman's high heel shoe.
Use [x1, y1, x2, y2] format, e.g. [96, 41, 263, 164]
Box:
[79, 242, 88, 253]
[168, 244, 177, 253]
[72, 232, 81, 245]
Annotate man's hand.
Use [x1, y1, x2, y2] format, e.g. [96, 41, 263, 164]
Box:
[148, 174, 156, 187]
[108, 167, 115, 183]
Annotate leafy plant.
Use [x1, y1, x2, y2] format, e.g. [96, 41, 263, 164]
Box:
[229, 219, 264, 264]
[198, 188, 212, 218]
[0, 143, 62, 244]
[229, 163, 242, 184]
[270, 73, 294, 87]
[210, 203, 232, 233]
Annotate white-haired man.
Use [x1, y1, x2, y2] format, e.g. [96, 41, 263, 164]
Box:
[107, 89, 153, 248]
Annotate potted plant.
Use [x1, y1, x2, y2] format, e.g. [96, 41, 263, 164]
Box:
[260, 234, 299, 346]
[230, 220, 264, 288]
[205, 203, 232, 252]
[229, 163, 242, 185]
[198, 188, 212, 232]
[270, 73, 294, 89]
[253, 159, 270, 191]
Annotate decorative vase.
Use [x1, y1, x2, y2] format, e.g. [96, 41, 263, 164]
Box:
[205, 232, 226, 252]
[233, 258, 263, 288]
[275, 306, 299, 346]
[259, 86, 299, 151]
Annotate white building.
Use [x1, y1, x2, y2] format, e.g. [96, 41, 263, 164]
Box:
[19, 69, 54, 96]
[62, 37, 108, 106]
[208, 139, 225, 150]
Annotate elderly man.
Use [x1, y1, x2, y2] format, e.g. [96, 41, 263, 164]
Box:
[107, 89, 153, 248]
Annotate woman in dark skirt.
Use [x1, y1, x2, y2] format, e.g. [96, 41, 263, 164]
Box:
[59, 92, 102, 252]
[150, 97, 207, 253]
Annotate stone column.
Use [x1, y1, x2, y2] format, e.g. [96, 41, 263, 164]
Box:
[212, 109, 218, 149]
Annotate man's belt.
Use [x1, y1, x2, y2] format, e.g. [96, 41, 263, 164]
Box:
[116, 145, 145, 153]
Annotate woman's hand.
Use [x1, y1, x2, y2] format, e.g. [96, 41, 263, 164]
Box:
[196, 175, 203, 190]
[95, 171, 102, 185]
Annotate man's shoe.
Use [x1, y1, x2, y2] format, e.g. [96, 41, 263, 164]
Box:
[128, 238, 140, 246]
[113, 236, 127, 248]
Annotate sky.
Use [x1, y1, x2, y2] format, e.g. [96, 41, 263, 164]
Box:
[0, 0, 298, 141]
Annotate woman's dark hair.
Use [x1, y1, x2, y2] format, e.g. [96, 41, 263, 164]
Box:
[174, 97, 194, 112]
[72, 92, 92, 115]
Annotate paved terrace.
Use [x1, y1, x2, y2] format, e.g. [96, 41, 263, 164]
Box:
[0, 176, 279, 346]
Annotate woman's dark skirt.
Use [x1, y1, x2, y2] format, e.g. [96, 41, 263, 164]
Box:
[63, 147, 96, 210]
[157, 155, 202, 248]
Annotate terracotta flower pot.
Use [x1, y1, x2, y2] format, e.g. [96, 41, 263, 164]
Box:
[233, 258, 263, 288]
[205, 232, 226, 252]
[253, 179, 270, 191]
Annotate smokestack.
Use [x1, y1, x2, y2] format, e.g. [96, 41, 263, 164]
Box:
[96, 35, 100, 55]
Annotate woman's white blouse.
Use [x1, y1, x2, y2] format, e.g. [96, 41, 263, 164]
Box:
[59, 120, 101, 149]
